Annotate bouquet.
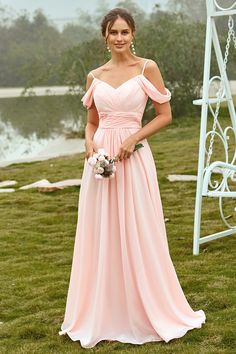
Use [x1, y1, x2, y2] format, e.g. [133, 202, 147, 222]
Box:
[88, 143, 144, 179]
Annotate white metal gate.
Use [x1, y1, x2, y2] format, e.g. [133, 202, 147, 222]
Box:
[193, 0, 236, 255]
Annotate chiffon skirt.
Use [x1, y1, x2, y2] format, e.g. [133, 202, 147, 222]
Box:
[59, 120, 206, 348]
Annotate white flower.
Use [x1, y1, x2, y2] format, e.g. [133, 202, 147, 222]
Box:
[98, 148, 106, 155]
[98, 155, 105, 161]
[95, 174, 103, 179]
[93, 153, 99, 159]
[88, 156, 97, 166]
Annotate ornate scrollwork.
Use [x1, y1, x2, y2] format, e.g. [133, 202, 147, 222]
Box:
[214, 0, 236, 11]
[202, 72, 236, 228]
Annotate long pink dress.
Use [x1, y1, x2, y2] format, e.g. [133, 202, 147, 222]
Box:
[59, 60, 206, 348]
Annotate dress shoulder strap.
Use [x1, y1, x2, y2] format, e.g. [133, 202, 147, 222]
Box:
[141, 59, 150, 75]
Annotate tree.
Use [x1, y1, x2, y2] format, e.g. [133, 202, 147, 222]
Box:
[94, 0, 111, 26]
[115, 0, 147, 25]
[167, 0, 206, 22]
[62, 23, 96, 46]
[0, 9, 67, 87]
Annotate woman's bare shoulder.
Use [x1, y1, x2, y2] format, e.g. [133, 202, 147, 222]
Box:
[143, 58, 159, 68]
[136, 57, 159, 72]
[140, 58, 162, 77]
[88, 62, 112, 79]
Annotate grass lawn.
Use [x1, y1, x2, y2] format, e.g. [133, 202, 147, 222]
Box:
[0, 114, 235, 354]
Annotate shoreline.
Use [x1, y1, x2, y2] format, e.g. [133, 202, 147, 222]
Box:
[0, 136, 85, 167]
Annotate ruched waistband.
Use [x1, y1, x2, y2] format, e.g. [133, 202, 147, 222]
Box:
[98, 111, 142, 129]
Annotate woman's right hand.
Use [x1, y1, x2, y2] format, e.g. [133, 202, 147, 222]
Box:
[85, 140, 97, 160]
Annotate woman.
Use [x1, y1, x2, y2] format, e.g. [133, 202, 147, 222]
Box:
[59, 7, 206, 349]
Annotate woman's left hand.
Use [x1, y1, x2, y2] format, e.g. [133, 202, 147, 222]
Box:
[115, 136, 138, 162]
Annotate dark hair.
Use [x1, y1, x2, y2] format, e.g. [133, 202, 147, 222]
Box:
[101, 8, 135, 43]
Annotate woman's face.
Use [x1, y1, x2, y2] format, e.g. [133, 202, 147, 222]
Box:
[105, 17, 134, 54]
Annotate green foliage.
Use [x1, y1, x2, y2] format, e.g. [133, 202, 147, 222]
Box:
[136, 11, 206, 117]
[61, 23, 96, 46]
[166, 0, 236, 81]
[0, 10, 68, 87]
[116, 0, 147, 23]
[58, 39, 106, 87]
[167, 0, 206, 22]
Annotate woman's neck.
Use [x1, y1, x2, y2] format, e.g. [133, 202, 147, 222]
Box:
[109, 52, 136, 66]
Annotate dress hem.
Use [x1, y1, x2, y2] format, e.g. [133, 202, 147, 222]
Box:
[58, 313, 206, 349]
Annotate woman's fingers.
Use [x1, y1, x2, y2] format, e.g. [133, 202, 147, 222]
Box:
[116, 150, 132, 161]
[85, 142, 97, 160]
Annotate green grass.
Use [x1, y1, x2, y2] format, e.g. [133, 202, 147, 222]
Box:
[0, 115, 236, 354]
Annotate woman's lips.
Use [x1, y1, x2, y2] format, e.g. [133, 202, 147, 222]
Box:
[115, 44, 124, 47]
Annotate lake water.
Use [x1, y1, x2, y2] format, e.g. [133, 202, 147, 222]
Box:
[0, 95, 85, 165]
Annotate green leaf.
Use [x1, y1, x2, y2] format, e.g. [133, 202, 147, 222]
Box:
[134, 143, 144, 151]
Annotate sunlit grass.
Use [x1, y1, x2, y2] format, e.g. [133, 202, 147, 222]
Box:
[0, 115, 235, 353]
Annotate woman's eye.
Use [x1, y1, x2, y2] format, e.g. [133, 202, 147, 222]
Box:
[110, 31, 129, 35]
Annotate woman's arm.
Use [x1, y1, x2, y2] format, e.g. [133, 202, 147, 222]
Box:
[84, 73, 99, 143]
[84, 73, 99, 159]
[132, 60, 172, 143]
[116, 60, 172, 161]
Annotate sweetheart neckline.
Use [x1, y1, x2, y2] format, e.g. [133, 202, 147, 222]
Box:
[93, 74, 143, 90]
[87, 73, 171, 98]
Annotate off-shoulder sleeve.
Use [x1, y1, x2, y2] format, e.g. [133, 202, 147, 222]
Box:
[138, 75, 171, 104]
[81, 78, 97, 109]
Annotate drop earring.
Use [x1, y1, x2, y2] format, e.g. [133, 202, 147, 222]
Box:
[104, 44, 111, 61]
[131, 40, 136, 55]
